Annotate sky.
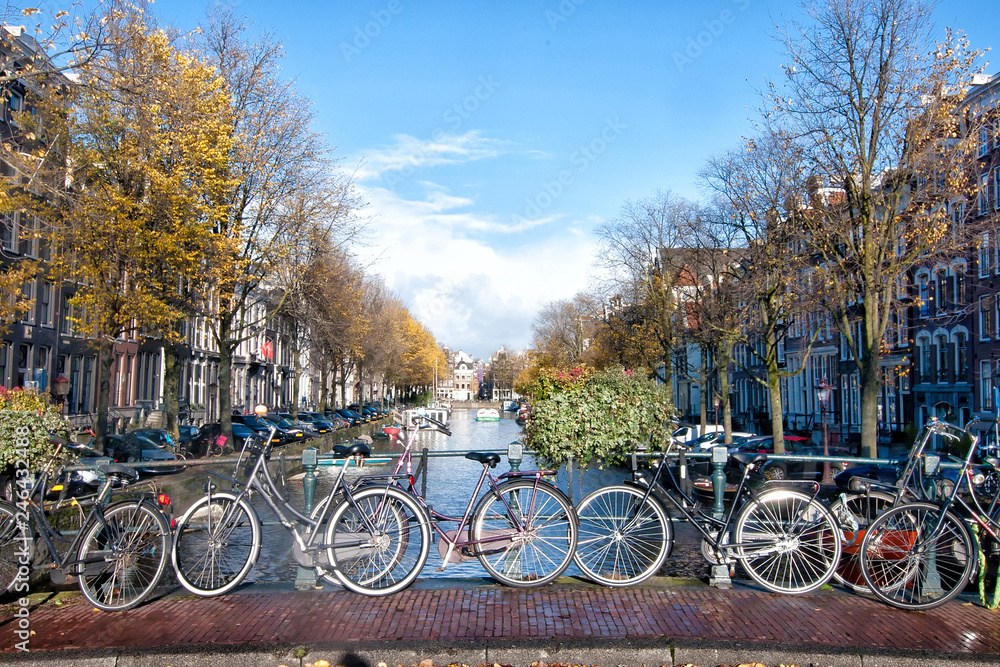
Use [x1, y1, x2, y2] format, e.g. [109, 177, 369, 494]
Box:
[153, 0, 1000, 360]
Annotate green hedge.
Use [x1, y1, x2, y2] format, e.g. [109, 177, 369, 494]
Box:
[0, 389, 68, 471]
[522, 367, 675, 468]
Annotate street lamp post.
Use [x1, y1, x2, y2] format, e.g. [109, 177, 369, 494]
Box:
[53, 375, 70, 414]
[816, 379, 833, 485]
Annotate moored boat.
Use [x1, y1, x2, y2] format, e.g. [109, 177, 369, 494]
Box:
[476, 408, 501, 422]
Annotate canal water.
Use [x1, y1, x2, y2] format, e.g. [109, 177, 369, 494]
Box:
[246, 408, 628, 583]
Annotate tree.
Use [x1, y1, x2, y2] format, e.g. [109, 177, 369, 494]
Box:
[596, 191, 700, 402]
[531, 293, 601, 369]
[196, 8, 350, 438]
[700, 132, 814, 452]
[768, 0, 987, 456]
[31, 4, 232, 448]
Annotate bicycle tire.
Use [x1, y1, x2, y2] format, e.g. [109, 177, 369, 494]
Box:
[172, 492, 261, 596]
[859, 502, 975, 610]
[0, 500, 31, 593]
[325, 485, 429, 595]
[573, 484, 671, 587]
[828, 490, 896, 592]
[734, 488, 841, 594]
[471, 479, 577, 587]
[76, 499, 170, 611]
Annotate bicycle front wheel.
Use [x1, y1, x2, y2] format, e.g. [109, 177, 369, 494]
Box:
[828, 490, 895, 592]
[734, 489, 841, 594]
[471, 479, 577, 587]
[859, 502, 974, 610]
[325, 485, 429, 596]
[172, 492, 261, 596]
[77, 500, 170, 611]
[0, 500, 31, 593]
[573, 485, 671, 586]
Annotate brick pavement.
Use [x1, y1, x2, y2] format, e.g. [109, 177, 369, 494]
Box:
[1, 580, 1000, 665]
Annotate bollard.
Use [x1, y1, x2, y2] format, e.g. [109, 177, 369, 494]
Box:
[295, 447, 319, 590]
[507, 441, 523, 472]
[711, 445, 728, 519]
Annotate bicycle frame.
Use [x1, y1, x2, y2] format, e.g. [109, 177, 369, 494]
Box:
[209, 425, 412, 569]
[381, 417, 560, 569]
[634, 443, 824, 559]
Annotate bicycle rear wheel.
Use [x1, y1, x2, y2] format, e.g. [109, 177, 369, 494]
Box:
[325, 485, 429, 595]
[172, 492, 261, 596]
[471, 479, 577, 587]
[734, 488, 841, 594]
[77, 500, 170, 611]
[859, 502, 974, 610]
[573, 485, 671, 586]
[828, 490, 895, 592]
[0, 500, 31, 593]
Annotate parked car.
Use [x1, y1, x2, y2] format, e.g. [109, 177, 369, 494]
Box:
[177, 425, 201, 448]
[756, 445, 857, 481]
[263, 415, 313, 442]
[131, 428, 192, 456]
[298, 411, 337, 434]
[334, 409, 365, 426]
[232, 414, 284, 445]
[834, 452, 987, 497]
[689, 431, 756, 450]
[729, 435, 811, 454]
[104, 434, 184, 474]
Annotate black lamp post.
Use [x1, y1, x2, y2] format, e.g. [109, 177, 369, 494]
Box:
[53, 374, 70, 413]
[817, 379, 834, 485]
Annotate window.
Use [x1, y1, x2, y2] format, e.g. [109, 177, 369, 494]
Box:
[39, 282, 53, 327]
[980, 173, 990, 215]
[981, 235, 992, 277]
[16, 343, 31, 388]
[1, 211, 17, 253]
[18, 280, 34, 324]
[954, 265, 966, 309]
[981, 295, 993, 340]
[983, 360, 995, 411]
[951, 200, 965, 234]
[917, 335, 931, 383]
[20, 215, 37, 258]
[995, 169, 1000, 210]
[0, 341, 7, 389]
[60, 292, 73, 335]
[981, 125, 992, 157]
[955, 331, 968, 380]
[935, 333, 949, 383]
[934, 269, 948, 314]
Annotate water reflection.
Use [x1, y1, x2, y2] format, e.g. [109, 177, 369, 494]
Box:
[246, 409, 628, 583]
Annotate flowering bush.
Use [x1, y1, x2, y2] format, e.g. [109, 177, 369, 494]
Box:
[0, 388, 69, 471]
[523, 367, 675, 467]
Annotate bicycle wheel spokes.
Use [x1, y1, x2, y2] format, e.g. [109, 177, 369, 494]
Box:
[0, 502, 30, 593]
[860, 503, 974, 610]
[735, 490, 841, 594]
[828, 491, 895, 592]
[172, 494, 260, 596]
[472, 480, 577, 587]
[77, 501, 170, 612]
[326, 486, 429, 596]
[574, 485, 670, 587]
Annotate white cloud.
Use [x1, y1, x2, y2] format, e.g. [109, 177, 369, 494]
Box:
[355, 130, 510, 182]
[356, 182, 595, 359]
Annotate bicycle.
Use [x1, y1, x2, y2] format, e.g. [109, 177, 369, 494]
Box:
[171, 405, 431, 597]
[366, 412, 578, 587]
[0, 442, 172, 611]
[572, 441, 841, 593]
[857, 418, 1000, 610]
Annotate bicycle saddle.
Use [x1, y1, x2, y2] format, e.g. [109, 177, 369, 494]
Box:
[466, 452, 501, 467]
[730, 452, 767, 467]
[98, 463, 139, 482]
[332, 442, 371, 458]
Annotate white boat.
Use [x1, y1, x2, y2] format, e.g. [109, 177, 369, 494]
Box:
[476, 408, 500, 422]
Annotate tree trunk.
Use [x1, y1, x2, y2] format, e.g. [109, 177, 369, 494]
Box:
[218, 317, 236, 440]
[860, 355, 880, 458]
[699, 352, 709, 430]
[163, 342, 180, 440]
[95, 336, 114, 452]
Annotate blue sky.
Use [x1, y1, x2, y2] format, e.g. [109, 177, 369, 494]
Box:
[155, 0, 1000, 360]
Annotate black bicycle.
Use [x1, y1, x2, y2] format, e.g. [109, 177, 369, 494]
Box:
[573, 441, 842, 593]
[0, 442, 172, 611]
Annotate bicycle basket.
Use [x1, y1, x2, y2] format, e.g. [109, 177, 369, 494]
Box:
[238, 434, 272, 478]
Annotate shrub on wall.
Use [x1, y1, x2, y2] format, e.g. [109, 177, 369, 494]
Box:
[523, 367, 675, 467]
[0, 388, 69, 471]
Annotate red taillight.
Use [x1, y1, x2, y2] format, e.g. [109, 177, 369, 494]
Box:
[170, 518, 176, 529]
[408, 475, 415, 487]
[157, 493, 171, 506]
